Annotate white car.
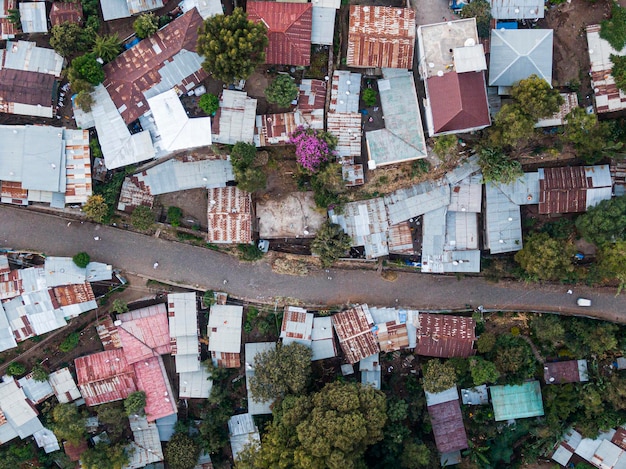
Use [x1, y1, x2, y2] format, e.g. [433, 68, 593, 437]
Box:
[577, 298, 592, 307]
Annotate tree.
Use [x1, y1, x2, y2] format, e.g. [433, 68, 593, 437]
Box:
[460, 0, 491, 37]
[50, 22, 96, 58]
[7, 8, 20, 27]
[290, 126, 338, 172]
[124, 391, 146, 416]
[598, 241, 626, 293]
[7, 362, 25, 376]
[265, 75, 299, 107]
[362, 88, 378, 107]
[490, 103, 535, 147]
[239, 382, 387, 468]
[81, 442, 129, 469]
[432, 134, 458, 160]
[111, 299, 129, 314]
[31, 363, 49, 382]
[576, 196, 626, 245]
[133, 13, 159, 39]
[96, 402, 127, 441]
[197, 8, 269, 83]
[476, 332, 496, 353]
[600, 2, 626, 50]
[310, 162, 346, 209]
[230, 142, 267, 192]
[165, 433, 200, 469]
[130, 205, 155, 231]
[198, 93, 219, 115]
[530, 314, 565, 346]
[75, 90, 94, 112]
[611, 54, 626, 94]
[563, 108, 620, 164]
[72, 251, 91, 268]
[510, 75, 564, 120]
[569, 318, 619, 357]
[93, 34, 122, 63]
[83, 194, 109, 223]
[478, 146, 523, 184]
[311, 221, 352, 268]
[469, 357, 500, 386]
[399, 440, 431, 468]
[514, 232, 576, 281]
[249, 342, 311, 402]
[52, 403, 86, 444]
[490, 334, 536, 383]
[422, 359, 456, 393]
[68, 54, 105, 85]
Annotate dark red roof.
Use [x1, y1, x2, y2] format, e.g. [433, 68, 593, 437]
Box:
[0, 69, 55, 107]
[75, 349, 137, 406]
[50, 1, 83, 26]
[427, 72, 490, 134]
[417, 314, 476, 358]
[612, 427, 626, 450]
[428, 400, 468, 453]
[538, 166, 590, 214]
[247, 2, 312, 66]
[103, 8, 207, 124]
[544, 360, 584, 384]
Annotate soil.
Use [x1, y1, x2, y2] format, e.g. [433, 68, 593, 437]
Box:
[256, 148, 300, 197]
[155, 188, 209, 231]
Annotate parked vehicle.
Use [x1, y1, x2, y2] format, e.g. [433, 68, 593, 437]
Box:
[577, 298, 592, 307]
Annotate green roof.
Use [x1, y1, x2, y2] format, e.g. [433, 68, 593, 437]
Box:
[490, 381, 544, 421]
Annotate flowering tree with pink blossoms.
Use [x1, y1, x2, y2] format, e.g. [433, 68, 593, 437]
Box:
[290, 126, 337, 173]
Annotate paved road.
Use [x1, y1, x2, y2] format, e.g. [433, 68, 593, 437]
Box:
[2, 205, 626, 323]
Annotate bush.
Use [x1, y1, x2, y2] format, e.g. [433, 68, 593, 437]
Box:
[133, 13, 159, 39]
[362, 88, 377, 106]
[60, 332, 80, 352]
[202, 290, 215, 308]
[7, 362, 26, 376]
[73, 252, 91, 268]
[237, 244, 264, 261]
[167, 206, 183, 227]
[68, 54, 105, 85]
[265, 75, 299, 107]
[198, 93, 219, 115]
[124, 391, 147, 416]
[600, 2, 626, 51]
[130, 205, 155, 231]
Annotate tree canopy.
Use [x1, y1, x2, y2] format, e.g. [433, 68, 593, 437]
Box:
[93, 34, 122, 63]
[197, 8, 269, 83]
[130, 205, 155, 231]
[575, 196, 626, 245]
[514, 232, 576, 281]
[422, 359, 457, 393]
[564, 108, 620, 164]
[600, 2, 626, 50]
[290, 126, 338, 173]
[50, 22, 96, 58]
[510, 75, 564, 120]
[68, 54, 105, 85]
[249, 342, 312, 402]
[230, 142, 267, 192]
[265, 75, 299, 107]
[198, 93, 219, 115]
[478, 146, 523, 184]
[124, 391, 147, 416]
[52, 403, 86, 444]
[598, 240, 626, 293]
[489, 334, 536, 384]
[165, 433, 200, 469]
[72, 251, 91, 268]
[81, 442, 129, 469]
[469, 357, 500, 386]
[489, 103, 536, 147]
[311, 221, 352, 268]
[133, 13, 159, 39]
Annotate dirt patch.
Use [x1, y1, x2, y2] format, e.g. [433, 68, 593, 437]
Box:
[271, 257, 311, 276]
[257, 148, 300, 197]
[155, 188, 209, 231]
[256, 191, 326, 239]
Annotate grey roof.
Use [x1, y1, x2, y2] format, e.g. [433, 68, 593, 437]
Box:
[584, 165, 613, 209]
[168, 292, 200, 373]
[1, 41, 63, 77]
[155, 413, 177, 442]
[19, 2, 47, 33]
[0, 378, 44, 440]
[384, 180, 450, 225]
[21, 290, 67, 335]
[366, 70, 427, 167]
[48, 368, 81, 404]
[490, 0, 544, 19]
[496, 172, 540, 205]
[461, 385, 489, 405]
[101, 0, 164, 20]
[245, 342, 275, 415]
[330, 70, 361, 113]
[445, 155, 481, 185]
[310, 316, 337, 361]
[446, 211, 479, 250]
[211, 90, 257, 145]
[178, 368, 213, 399]
[126, 416, 164, 469]
[441, 451, 462, 467]
[229, 413, 260, 460]
[0, 303, 17, 352]
[360, 354, 381, 389]
[143, 50, 205, 102]
[448, 175, 483, 213]
[127, 0, 164, 15]
[45, 257, 86, 287]
[311, 6, 336, 45]
[484, 182, 523, 254]
[425, 386, 459, 407]
[33, 428, 60, 453]
[180, 0, 223, 18]
[85, 262, 113, 282]
[17, 374, 54, 404]
[489, 29, 553, 87]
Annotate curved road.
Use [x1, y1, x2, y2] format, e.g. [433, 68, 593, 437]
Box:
[2, 206, 626, 323]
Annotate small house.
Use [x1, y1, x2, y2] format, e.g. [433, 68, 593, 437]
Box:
[328, 71, 361, 165]
[19, 1, 47, 33]
[245, 342, 275, 415]
[207, 187, 253, 244]
[330, 198, 389, 259]
[0, 376, 44, 445]
[50, 1, 82, 26]
[208, 304, 243, 368]
[416, 314, 476, 358]
[311, 316, 337, 361]
[0, 0, 18, 39]
[544, 360, 589, 384]
[229, 413, 261, 460]
[48, 367, 82, 404]
[280, 306, 313, 347]
[211, 90, 257, 145]
[425, 387, 468, 461]
[332, 304, 380, 364]
[298, 79, 326, 129]
[360, 353, 381, 390]
[490, 0, 544, 20]
[100, 0, 163, 21]
[587, 24, 626, 113]
[490, 381, 544, 421]
[126, 416, 164, 468]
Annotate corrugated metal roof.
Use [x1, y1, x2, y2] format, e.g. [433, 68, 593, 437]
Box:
[417, 314, 476, 358]
[52, 283, 97, 318]
[329, 70, 361, 114]
[332, 198, 389, 258]
[280, 306, 313, 346]
[387, 221, 414, 254]
[490, 381, 544, 421]
[347, 6, 415, 68]
[21, 290, 67, 336]
[64, 129, 92, 205]
[34, 427, 60, 453]
[100, 0, 131, 20]
[328, 113, 361, 164]
[245, 342, 275, 415]
[168, 292, 200, 373]
[488, 29, 553, 87]
[544, 359, 589, 384]
[360, 353, 381, 389]
[117, 176, 154, 213]
[496, 172, 539, 205]
[133, 356, 177, 422]
[369, 307, 417, 348]
[538, 165, 611, 214]
[385, 180, 450, 225]
[180, 0, 223, 19]
[446, 156, 481, 185]
[536, 93, 579, 127]
[449, 174, 482, 213]
[247, 2, 312, 66]
[587, 25, 626, 114]
[126, 416, 164, 469]
[207, 186, 252, 244]
[367, 70, 427, 167]
[311, 316, 336, 360]
[342, 164, 365, 187]
[155, 413, 177, 443]
[484, 181, 523, 254]
[332, 304, 379, 364]
[117, 304, 172, 362]
[48, 368, 81, 404]
[44, 257, 86, 287]
[375, 321, 409, 352]
[178, 368, 213, 399]
[490, 0, 544, 19]
[0, 0, 18, 39]
[591, 440, 626, 469]
[428, 398, 468, 453]
[576, 430, 616, 461]
[0, 68, 56, 117]
[0, 302, 17, 352]
[212, 90, 257, 145]
[311, 0, 340, 8]
[18, 374, 54, 404]
[0, 378, 43, 440]
[255, 111, 301, 146]
[127, 0, 163, 15]
[208, 305, 243, 364]
[311, 6, 335, 46]
[19, 2, 47, 33]
[0, 255, 8, 275]
[229, 413, 260, 460]
[75, 349, 138, 406]
[298, 79, 325, 129]
[49, 1, 82, 26]
[2, 41, 63, 77]
[460, 384, 489, 405]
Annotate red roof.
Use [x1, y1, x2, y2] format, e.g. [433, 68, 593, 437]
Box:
[427, 72, 491, 134]
[332, 304, 380, 364]
[417, 314, 476, 358]
[247, 2, 312, 66]
[75, 349, 137, 406]
[52, 282, 95, 306]
[117, 304, 172, 363]
[0, 69, 55, 109]
[133, 356, 177, 421]
[538, 166, 610, 214]
[543, 360, 585, 384]
[207, 186, 252, 244]
[50, 1, 83, 27]
[103, 8, 207, 124]
[428, 400, 468, 453]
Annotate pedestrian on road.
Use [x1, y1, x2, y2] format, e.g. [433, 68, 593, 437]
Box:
[567, 289, 573, 295]
[94, 236, 100, 241]
[67, 222, 71, 227]
[153, 262, 159, 269]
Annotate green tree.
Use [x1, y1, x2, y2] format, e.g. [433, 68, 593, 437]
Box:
[130, 205, 155, 231]
[202, 290, 215, 307]
[514, 232, 575, 281]
[478, 146, 523, 184]
[198, 93, 219, 115]
[7, 361, 25, 376]
[60, 332, 80, 352]
[111, 299, 129, 314]
[72, 78, 95, 94]
[311, 221, 352, 268]
[265, 75, 299, 107]
[510, 74, 564, 120]
[530, 314, 565, 346]
[612, 54, 626, 94]
[598, 241, 626, 293]
[432, 134, 458, 159]
[237, 243, 264, 261]
[75, 90, 94, 112]
[576, 196, 626, 245]
[52, 403, 86, 444]
[422, 359, 457, 393]
[386, 398, 408, 422]
[124, 391, 146, 416]
[7, 8, 20, 28]
[81, 442, 129, 469]
[230, 142, 267, 192]
[399, 440, 431, 468]
[469, 357, 500, 385]
[133, 13, 159, 39]
[197, 8, 269, 83]
[250, 342, 311, 402]
[68, 54, 105, 85]
[93, 34, 122, 63]
[165, 433, 200, 469]
[459, 0, 491, 37]
[240, 382, 387, 468]
[569, 318, 619, 357]
[96, 402, 127, 441]
[309, 162, 346, 209]
[490, 334, 536, 383]
[362, 88, 378, 106]
[476, 332, 496, 353]
[31, 363, 49, 382]
[600, 2, 626, 50]
[564, 108, 620, 164]
[490, 103, 535, 147]
[50, 22, 96, 58]
[167, 206, 183, 227]
[72, 251, 90, 268]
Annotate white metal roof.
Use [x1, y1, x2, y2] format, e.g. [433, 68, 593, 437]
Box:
[178, 368, 213, 399]
[310, 316, 336, 360]
[245, 342, 275, 415]
[229, 413, 260, 459]
[311, 6, 336, 46]
[490, 0, 544, 19]
[425, 386, 460, 407]
[484, 182, 523, 254]
[44, 257, 86, 287]
[311, 0, 340, 8]
[180, 0, 223, 18]
[19, 2, 47, 33]
[332, 198, 390, 259]
[168, 292, 198, 338]
[453, 44, 487, 73]
[2, 41, 63, 77]
[448, 174, 483, 213]
[48, 368, 81, 404]
[126, 416, 164, 469]
[446, 155, 481, 185]
[18, 374, 54, 404]
[208, 305, 243, 354]
[575, 430, 616, 461]
[33, 427, 60, 453]
[0, 377, 43, 439]
[330, 70, 361, 113]
[0, 302, 16, 352]
[280, 306, 313, 346]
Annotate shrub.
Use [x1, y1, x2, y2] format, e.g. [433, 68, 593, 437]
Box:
[167, 206, 183, 227]
[265, 75, 299, 107]
[73, 252, 91, 268]
[124, 391, 147, 416]
[133, 13, 159, 39]
[130, 205, 155, 231]
[198, 93, 219, 115]
[237, 244, 264, 261]
[60, 332, 80, 352]
[290, 126, 338, 172]
[7, 362, 26, 376]
[362, 88, 377, 106]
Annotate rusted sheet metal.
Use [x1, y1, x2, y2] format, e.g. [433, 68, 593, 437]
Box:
[255, 112, 300, 146]
[387, 221, 413, 254]
[49, 2, 82, 26]
[428, 400, 468, 453]
[75, 349, 137, 406]
[207, 186, 252, 244]
[376, 320, 409, 352]
[0, 69, 55, 107]
[96, 316, 122, 351]
[327, 112, 362, 164]
[416, 313, 476, 358]
[332, 304, 380, 364]
[52, 282, 95, 306]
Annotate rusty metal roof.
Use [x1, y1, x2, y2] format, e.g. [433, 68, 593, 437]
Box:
[417, 314, 476, 358]
[0, 69, 55, 111]
[544, 360, 589, 384]
[117, 304, 172, 363]
[388, 221, 414, 254]
[327, 112, 361, 164]
[49, 1, 82, 26]
[75, 349, 138, 406]
[255, 111, 301, 146]
[0, 181, 28, 205]
[96, 316, 122, 350]
[347, 6, 415, 69]
[247, 2, 312, 66]
[280, 306, 313, 345]
[332, 304, 380, 364]
[0, 0, 18, 39]
[207, 186, 252, 244]
[587, 24, 626, 114]
[428, 399, 468, 453]
[64, 129, 92, 205]
[375, 320, 409, 352]
[134, 356, 177, 422]
[117, 175, 154, 213]
[103, 9, 207, 124]
[52, 282, 95, 306]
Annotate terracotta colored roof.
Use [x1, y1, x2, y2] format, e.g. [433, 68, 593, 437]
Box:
[376, 321, 409, 352]
[347, 5, 415, 69]
[247, 2, 312, 66]
[0, 68, 55, 108]
[332, 304, 380, 364]
[49, 1, 82, 26]
[416, 314, 476, 358]
[538, 166, 612, 214]
[133, 356, 177, 421]
[64, 440, 88, 461]
[207, 186, 252, 244]
[612, 427, 626, 451]
[116, 304, 172, 363]
[75, 349, 137, 406]
[103, 9, 207, 124]
[428, 400, 468, 453]
[52, 283, 95, 306]
[211, 351, 240, 368]
[426, 72, 490, 134]
[544, 360, 586, 384]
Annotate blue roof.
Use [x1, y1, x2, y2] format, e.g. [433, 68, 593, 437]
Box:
[490, 381, 544, 421]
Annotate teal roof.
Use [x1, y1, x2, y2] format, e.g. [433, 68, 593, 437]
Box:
[490, 381, 544, 421]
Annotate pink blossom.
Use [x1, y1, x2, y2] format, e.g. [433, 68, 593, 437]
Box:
[290, 126, 336, 172]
